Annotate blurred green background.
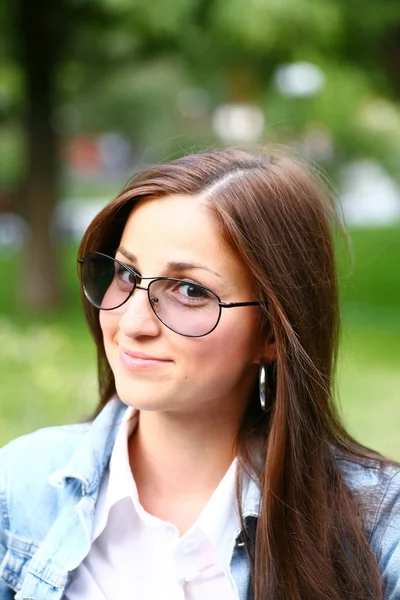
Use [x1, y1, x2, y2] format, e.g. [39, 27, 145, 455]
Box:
[0, 0, 399, 456]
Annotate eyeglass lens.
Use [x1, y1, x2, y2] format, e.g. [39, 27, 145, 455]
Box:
[81, 253, 221, 337]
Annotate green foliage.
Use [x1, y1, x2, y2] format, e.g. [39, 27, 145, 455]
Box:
[1, 0, 400, 176]
[127, 0, 197, 37]
[0, 0, 400, 317]
[211, 0, 341, 52]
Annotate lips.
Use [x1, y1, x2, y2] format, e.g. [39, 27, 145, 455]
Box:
[119, 347, 170, 362]
[117, 346, 173, 371]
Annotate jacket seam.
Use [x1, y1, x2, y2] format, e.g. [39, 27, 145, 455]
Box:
[6, 534, 39, 557]
[334, 456, 385, 472]
[368, 469, 400, 543]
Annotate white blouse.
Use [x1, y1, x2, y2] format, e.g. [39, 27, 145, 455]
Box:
[65, 408, 243, 600]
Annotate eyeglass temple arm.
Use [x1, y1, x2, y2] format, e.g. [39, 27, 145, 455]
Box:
[219, 301, 268, 308]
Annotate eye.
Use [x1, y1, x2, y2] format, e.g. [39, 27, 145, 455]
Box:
[177, 282, 210, 299]
[114, 264, 137, 289]
[166, 280, 215, 307]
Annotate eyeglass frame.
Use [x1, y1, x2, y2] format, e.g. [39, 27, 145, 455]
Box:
[78, 251, 266, 338]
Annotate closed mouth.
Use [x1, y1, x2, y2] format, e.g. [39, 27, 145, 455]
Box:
[119, 347, 171, 362]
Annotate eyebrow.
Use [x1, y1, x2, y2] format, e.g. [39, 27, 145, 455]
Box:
[116, 246, 222, 278]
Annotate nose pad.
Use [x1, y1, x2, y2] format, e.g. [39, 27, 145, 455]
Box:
[150, 295, 160, 311]
[118, 288, 160, 336]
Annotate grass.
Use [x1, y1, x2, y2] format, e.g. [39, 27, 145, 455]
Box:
[338, 314, 400, 458]
[0, 318, 97, 443]
[335, 225, 400, 457]
[339, 226, 400, 309]
[1, 226, 400, 458]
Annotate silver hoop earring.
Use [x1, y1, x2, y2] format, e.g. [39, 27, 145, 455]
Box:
[259, 359, 276, 412]
[259, 360, 267, 411]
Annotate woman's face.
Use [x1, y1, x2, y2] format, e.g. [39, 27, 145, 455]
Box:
[100, 194, 269, 420]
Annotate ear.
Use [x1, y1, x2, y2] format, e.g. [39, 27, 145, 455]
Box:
[263, 340, 277, 363]
[252, 338, 277, 365]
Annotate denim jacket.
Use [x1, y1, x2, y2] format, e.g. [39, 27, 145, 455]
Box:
[1, 398, 400, 600]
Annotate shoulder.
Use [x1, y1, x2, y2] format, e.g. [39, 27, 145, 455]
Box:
[0, 423, 91, 591]
[0, 422, 90, 485]
[0, 399, 125, 594]
[335, 452, 400, 498]
[0, 398, 125, 491]
[334, 452, 400, 526]
[0, 423, 91, 530]
[335, 452, 400, 598]
[0, 398, 125, 533]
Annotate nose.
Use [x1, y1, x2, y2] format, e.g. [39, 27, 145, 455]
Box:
[118, 286, 161, 338]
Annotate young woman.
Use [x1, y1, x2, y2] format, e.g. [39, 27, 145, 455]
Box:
[0, 148, 399, 600]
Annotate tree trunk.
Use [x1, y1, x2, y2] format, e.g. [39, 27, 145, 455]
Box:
[16, 0, 66, 311]
[385, 25, 400, 97]
[22, 108, 61, 310]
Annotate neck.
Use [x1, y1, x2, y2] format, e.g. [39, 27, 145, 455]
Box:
[128, 408, 242, 532]
[130, 408, 241, 494]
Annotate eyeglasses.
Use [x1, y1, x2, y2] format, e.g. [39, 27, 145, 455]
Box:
[78, 252, 265, 338]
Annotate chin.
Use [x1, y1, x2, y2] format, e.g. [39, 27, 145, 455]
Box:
[115, 379, 168, 411]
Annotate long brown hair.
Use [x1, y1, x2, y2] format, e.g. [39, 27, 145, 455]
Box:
[78, 148, 384, 599]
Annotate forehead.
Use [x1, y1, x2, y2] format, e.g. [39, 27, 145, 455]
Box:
[120, 194, 227, 268]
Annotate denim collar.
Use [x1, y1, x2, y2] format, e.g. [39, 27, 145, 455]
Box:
[47, 398, 127, 495]
[47, 397, 261, 517]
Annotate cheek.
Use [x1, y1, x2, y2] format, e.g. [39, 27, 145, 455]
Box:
[215, 309, 262, 357]
[181, 314, 261, 386]
[99, 311, 108, 339]
[99, 312, 118, 355]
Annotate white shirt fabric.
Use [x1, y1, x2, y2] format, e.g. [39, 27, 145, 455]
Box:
[65, 407, 243, 600]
